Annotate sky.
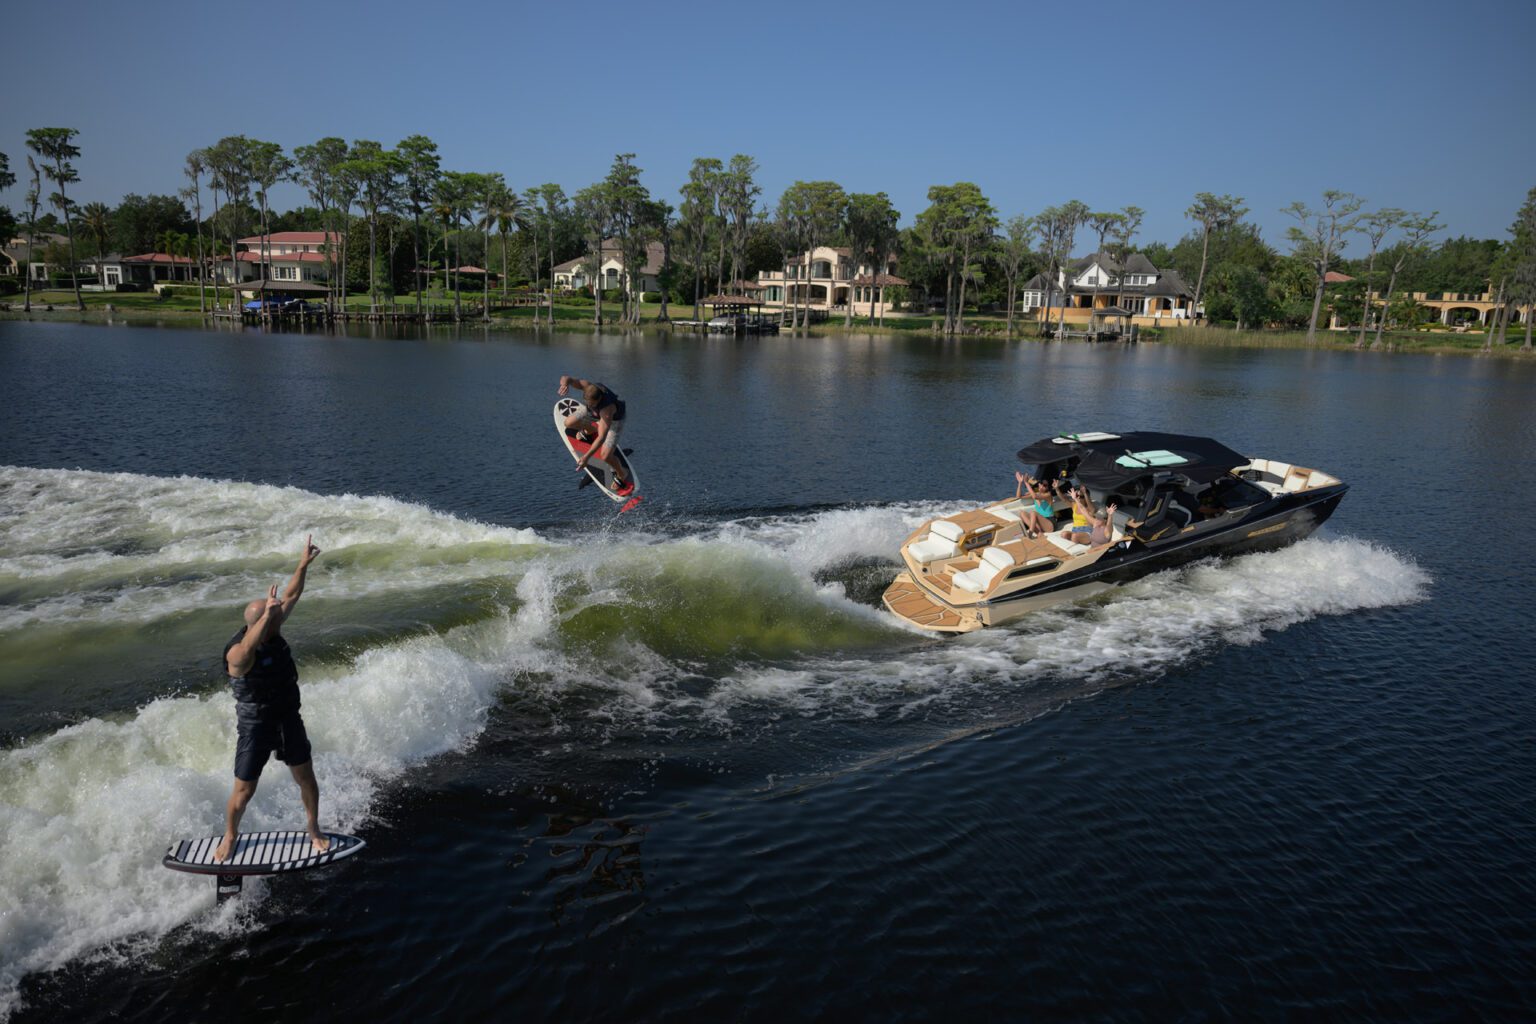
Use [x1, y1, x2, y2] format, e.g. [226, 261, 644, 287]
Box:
[4, 0, 1534, 250]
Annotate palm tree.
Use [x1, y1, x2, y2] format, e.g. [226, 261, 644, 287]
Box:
[431, 185, 457, 316]
[472, 173, 508, 322]
[246, 139, 292, 323]
[81, 201, 112, 261]
[182, 149, 209, 314]
[396, 135, 440, 316]
[535, 184, 566, 326]
[207, 136, 253, 313]
[482, 181, 522, 304]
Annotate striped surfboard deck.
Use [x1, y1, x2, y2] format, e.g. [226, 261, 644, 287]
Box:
[164, 831, 364, 901]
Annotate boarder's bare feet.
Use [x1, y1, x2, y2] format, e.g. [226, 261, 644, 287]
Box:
[309, 831, 331, 854]
[214, 833, 237, 862]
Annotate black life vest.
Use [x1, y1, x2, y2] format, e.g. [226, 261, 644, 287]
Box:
[224, 627, 301, 718]
[589, 383, 626, 421]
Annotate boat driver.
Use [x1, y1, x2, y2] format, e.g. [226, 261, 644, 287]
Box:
[558, 374, 630, 489]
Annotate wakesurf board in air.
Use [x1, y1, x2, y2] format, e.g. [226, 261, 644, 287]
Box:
[554, 397, 643, 512]
[163, 831, 365, 903]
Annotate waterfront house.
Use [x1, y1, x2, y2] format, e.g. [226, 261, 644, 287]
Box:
[1020, 252, 1197, 326]
[755, 245, 908, 316]
[216, 231, 341, 284]
[1, 233, 69, 282]
[79, 252, 197, 288]
[551, 240, 665, 296]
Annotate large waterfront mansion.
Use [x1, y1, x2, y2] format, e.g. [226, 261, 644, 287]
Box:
[216, 231, 340, 284]
[1020, 252, 1197, 324]
[755, 245, 908, 317]
[748, 247, 1196, 326]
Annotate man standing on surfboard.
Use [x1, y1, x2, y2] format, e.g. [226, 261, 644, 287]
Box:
[214, 535, 329, 861]
[558, 374, 630, 489]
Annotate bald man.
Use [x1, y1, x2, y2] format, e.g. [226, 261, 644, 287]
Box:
[215, 535, 328, 861]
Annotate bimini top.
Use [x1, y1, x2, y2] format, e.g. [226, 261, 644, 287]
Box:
[1017, 431, 1251, 488]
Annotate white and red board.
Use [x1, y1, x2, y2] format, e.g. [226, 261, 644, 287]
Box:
[554, 398, 642, 512]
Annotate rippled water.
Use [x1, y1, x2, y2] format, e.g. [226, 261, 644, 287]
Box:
[1, 320, 1533, 1021]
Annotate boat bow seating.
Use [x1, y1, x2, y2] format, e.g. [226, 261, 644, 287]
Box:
[952, 546, 1016, 593]
[910, 518, 965, 563]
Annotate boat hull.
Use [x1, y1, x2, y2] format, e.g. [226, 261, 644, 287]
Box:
[883, 484, 1346, 632]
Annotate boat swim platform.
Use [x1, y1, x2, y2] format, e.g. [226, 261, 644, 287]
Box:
[883, 572, 973, 632]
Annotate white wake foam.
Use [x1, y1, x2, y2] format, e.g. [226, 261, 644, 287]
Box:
[0, 467, 1429, 1018]
[0, 625, 502, 1020]
[704, 536, 1430, 716]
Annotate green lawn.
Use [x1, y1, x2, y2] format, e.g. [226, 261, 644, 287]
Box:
[7, 287, 1529, 356]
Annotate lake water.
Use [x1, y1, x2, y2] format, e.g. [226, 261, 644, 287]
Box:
[1, 319, 1533, 1021]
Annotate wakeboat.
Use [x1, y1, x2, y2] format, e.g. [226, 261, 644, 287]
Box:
[882, 431, 1348, 633]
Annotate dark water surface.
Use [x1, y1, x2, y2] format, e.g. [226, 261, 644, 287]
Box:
[1, 320, 1533, 1021]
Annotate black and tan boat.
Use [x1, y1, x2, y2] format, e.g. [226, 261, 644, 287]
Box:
[882, 431, 1348, 633]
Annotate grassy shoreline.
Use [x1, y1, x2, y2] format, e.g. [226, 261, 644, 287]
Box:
[4, 291, 1532, 358]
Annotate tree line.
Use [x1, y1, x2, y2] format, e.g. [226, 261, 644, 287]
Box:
[2, 128, 1532, 346]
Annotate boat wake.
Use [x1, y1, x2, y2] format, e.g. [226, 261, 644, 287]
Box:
[0, 466, 1428, 1018]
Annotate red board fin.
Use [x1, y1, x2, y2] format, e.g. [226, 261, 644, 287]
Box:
[620, 495, 643, 514]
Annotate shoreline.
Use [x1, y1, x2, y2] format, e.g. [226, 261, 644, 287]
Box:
[3, 305, 1531, 359]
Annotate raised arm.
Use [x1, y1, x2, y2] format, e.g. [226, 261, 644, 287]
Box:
[557, 375, 592, 395]
[1014, 470, 1026, 500]
[279, 535, 322, 618]
[227, 585, 282, 677]
[1072, 487, 1096, 520]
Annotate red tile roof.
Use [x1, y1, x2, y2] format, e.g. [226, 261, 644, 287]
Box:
[236, 231, 341, 245]
[122, 252, 194, 264]
[221, 251, 329, 263]
[1324, 271, 1353, 283]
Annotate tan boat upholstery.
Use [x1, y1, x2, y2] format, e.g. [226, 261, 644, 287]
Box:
[909, 518, 965, 563]
[985, 499, 1025, 522]
[952, 546, 1016, 593]
[1047, 532, 1091, 557]
[1282, 469, 1312, 492]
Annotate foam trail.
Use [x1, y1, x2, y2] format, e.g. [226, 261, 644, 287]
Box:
[705, 537, 1430, 717]
[0, 467, 1430, 1019]
[0, 463, 547, 639]
[0, 626, 502, 1020]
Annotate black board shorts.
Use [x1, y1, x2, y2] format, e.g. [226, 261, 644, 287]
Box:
[234, 709, 313, 781]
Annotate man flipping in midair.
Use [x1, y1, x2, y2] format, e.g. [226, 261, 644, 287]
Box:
[558, 374, 631, 489]
[215, 535, 328, 861]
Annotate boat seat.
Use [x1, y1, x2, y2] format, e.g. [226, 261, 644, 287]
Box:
[985, 500, 1024, 522]
[952, 545, 1016, 593]
[909, 518, 965, 563]
[1282, 469, 1312, 492]
[1047, 532, 1091, 557]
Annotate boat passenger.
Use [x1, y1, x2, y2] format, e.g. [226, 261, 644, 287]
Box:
[1013, 471, 1056, 539]
[1059, 485, 1098, 540]
[1088, 505, 1118, 549]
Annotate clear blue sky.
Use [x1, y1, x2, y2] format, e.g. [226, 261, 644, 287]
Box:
[4, 0, 1533, 250]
